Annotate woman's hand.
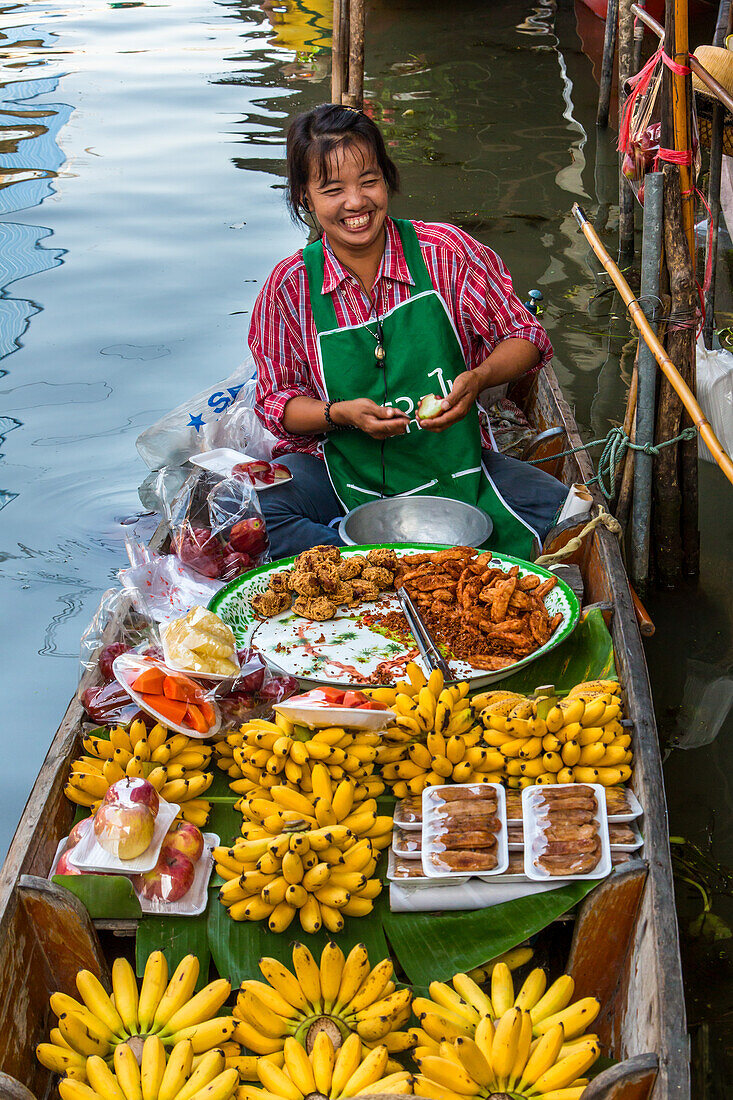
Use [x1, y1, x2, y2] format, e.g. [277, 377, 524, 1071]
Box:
[419, 371, 480, 433]
[331, 399, 410, 438]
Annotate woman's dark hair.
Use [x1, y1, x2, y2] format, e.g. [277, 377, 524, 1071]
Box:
[286, 104, 400, 224]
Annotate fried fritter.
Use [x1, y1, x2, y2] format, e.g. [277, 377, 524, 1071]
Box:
[289, 570, 321, 598]
[338, 555, 364, 580]
[294, 545, 341, 570]
[332, 582, 354, 605]
[292, 595, 337, 621]
[252, 590, 292, 618]
[366, 548, 398, 571]
[268, 571, 291, 594]
[350, 578, 380, 602]
[312, 561, 340, 593]
[361, 566, 395, 588]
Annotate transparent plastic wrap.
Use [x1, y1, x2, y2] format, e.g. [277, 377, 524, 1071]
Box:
[216, 648, 299, 731]
[113, 653, 221, 737]
[53, 817, 95, 875]
[119, 544, 224, 625]
[78, 587, 160, 725]
[133, 823, 203, 903]
[393, 797, 423, 830]
[164, 467, 270, 582]
[135, 366, 278, 471]
[71, 795, 179, 873]
[522, 783, 610, 880]
[161, 606, 240, 678]
[421, 784, 508, 877]
[696, 337, 733, 464]
[485, 398, 535, 457]
[391, 826, 422, 859]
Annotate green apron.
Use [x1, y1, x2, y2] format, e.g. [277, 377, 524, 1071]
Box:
[302, 218, 539, 558]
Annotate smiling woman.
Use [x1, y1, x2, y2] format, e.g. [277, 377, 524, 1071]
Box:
[249, 103, 569, 563]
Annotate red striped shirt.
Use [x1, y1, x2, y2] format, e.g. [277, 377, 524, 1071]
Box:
[249, 218, 552, 456]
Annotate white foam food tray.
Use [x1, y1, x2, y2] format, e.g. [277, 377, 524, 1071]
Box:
[137, 832, 218, 916]
[391, 826, 422, 860]
[522, 783, 611, 882]
[606, 787, 643, 823]
[387, 846, 468, 886]
[608, 821, 644, 851]
[421, 783, 508, 879]
[190, 449, 292, 490]
[113, 652, 221, 738]
[274, 700, 395, 731]
[393, 798, 422, 831]
[69, 800, 180, 874]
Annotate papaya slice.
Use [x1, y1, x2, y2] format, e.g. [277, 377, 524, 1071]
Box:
[141, 693, 187, 727]
[182, 703, 210, 733]
[163, 673, 205, 703]
[199, 699, 215, 726]
[131, 667, 166, 695]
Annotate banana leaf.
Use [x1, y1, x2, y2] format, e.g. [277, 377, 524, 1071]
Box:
[53, 874, 142, 920]
[136, 901, 213, 991]
[382, 882, 596, 986]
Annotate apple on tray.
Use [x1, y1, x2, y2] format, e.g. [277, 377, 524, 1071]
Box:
[103, 777, 159, 817]
[93, 802, 156, 860]
[133, 844, 195, 903]
[164, 820, 204, 862]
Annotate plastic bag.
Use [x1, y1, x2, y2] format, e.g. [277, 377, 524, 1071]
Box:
[696, 336, 733, 464]
[165, 468, 270, 582]
[486, 398, 534, 457]
[78, 587, 161, 726]
[216, 647, 299, 731]
[118, 546, 225, 624]
[135, 365, 278, 470]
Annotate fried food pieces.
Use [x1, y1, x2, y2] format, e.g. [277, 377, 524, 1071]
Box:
[393, 547, 564, 670]
[251, 546, 397, 622]
[425, 784, 503, 874]
[529, 785, 602, 876]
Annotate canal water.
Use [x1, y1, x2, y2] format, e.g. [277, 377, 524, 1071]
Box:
[0, 0, 730, 1086]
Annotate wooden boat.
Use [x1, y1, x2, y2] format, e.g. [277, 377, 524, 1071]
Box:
[0, 363, 689, 1100]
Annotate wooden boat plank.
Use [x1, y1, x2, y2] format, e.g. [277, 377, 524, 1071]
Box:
[581, 1052, 659, 1100]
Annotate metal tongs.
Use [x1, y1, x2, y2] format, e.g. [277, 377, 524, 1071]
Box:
[396, 586, 452, 679]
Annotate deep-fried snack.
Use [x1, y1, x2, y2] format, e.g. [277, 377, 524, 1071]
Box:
[538, 808, 595, 826]
[292, 595, 337, 621]
[434, 829, 498, 850]
[295, 544, 341, 567]
[338, 556, 364, 580]
[544, 824, 598, 843]
[361, 565, 395, 588]
[252, 590, 292, 618]
[534, 784, 596, 800]
[393, 857, 425, 879]
[393, 828, 422, 853]
[537, 850, 600, 875]
[289, 570, 322, 598]
[604, 788, 631, 814]
[505, 791, 523, 819]
[395, 797, 422, 824]
[431, 849, 498, 872]
[541, 837, 601, 856]
[268, 571, 291, 594]
[470, 654, 516, 671]
[437, 813, 501, 834]
[608, 824, 637, 845]
[332, 581, 354, 605]
[436, 798, 498, 817]
[366, 547, 398, 570]
[433, 787, 493, 802]
[312, 561, 340, 593]
[350, 578, 380, 601]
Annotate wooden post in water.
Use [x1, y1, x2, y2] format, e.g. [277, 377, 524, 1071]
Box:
[618, 0, 636, 259]
[663, 0, 695, 258]
[597, 0, 619, 127]
[330, 0, 365, 109]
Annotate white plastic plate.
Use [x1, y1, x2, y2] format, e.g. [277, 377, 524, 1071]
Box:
[69, 800, 180, 874]
[522, 783, 611, 882]
[421, 783, 508, 879]
[393, 798, 422, 832]
[136, 832, 218, 916]
[190, 449, 292, 491]
[606, 787, 643, 823]
[391, 826, 422, 860]
[274, 699, 395, 731]
[387, 846, 468, 886]
[113, 653, 221, 739]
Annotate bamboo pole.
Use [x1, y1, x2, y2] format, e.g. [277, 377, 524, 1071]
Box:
[345, 0, 365, 109]
[702, 0, 733, 348]
[572, 203, 733, 486]
[618, 0, 636, 259]
[663, 0, 695, 261]
[597, 0, 619, 127]
[331, 0, 345, 104]
[631, 4, 733, 113]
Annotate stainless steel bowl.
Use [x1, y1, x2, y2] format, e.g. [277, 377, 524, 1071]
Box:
[338, 495, 492, 547]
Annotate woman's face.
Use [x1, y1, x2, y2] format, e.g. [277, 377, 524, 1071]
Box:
[304, 140, 389, 257]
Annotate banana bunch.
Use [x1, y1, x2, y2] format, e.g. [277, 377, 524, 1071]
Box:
[478, 680, 630, 788]
[410, 963, 599, 1049]
[467, 945, 534, 983]
[65, 720, 213, 826]
[214, 770, 389, 932]
[57, 1038, 239, 1100]
[36, 953, 236, 1082]
[414, 1005, 599, 1100]
[232, 943, 415, 1061]
[214, 713, 384, 802]
[238, 1033, 412, 1100]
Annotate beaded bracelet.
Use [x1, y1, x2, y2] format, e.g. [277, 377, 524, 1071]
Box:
[324, 400, 355, 430]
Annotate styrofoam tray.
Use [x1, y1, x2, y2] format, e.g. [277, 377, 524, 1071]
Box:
[387, 846, 467, 886]
[113, 653, 221, 739]
[606, 787, 643, 823]
[522, 784, 611, 882]
[421, 784, 508, 879]
[137, 832, 218, 916]
[391, 826, 422, 860]
[274, 700, 395, 731]
[393, 798, 422, 831]
[507, 824, 524, 850]
[190, 449, 292, 491]
[608, 822, 644, 852]
[69, 800, 180, 874]
[160, 629, 240, 684]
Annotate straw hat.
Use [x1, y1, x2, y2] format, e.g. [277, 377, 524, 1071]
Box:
[691, 45, 733, 102]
